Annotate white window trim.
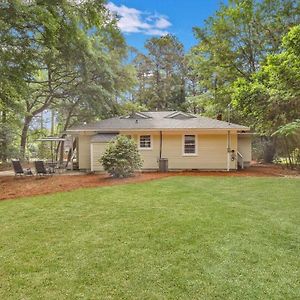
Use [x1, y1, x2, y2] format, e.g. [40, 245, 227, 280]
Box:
[182, 134, 198, 156]
[138, 134, 153, 150]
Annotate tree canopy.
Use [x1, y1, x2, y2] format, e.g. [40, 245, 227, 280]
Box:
[0, 0, 134, 157]
[132, 34, 186, 110]
[187, 0, 299, 118]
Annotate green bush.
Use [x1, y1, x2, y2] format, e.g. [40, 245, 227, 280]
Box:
[100, 135, 142, 178]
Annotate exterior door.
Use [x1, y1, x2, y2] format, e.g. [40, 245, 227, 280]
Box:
[91, 143, 108, 171]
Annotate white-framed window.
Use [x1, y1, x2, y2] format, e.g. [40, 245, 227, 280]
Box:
[139, 135, 152, 150]
[183, 134, 197, 155]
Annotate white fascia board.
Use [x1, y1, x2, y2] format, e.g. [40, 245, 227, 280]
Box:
[67, 127, 250, 133]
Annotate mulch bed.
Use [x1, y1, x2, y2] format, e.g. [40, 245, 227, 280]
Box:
[0, 164, 298, 201]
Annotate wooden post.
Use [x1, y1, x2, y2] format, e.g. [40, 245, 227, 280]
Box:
[227, 131, 231, 171]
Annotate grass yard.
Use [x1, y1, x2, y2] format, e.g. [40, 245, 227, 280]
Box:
[0, 176, 299, 299]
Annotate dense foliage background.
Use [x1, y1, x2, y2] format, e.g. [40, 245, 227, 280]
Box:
[0, 0, 299, 168]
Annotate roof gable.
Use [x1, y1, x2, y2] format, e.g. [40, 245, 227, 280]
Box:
[165, 111, 196, 119]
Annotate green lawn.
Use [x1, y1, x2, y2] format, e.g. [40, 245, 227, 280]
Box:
[0, 177, 299, 299]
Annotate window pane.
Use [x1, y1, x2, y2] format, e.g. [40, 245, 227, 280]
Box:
[140, 135, 151, 148]
[185, 135, 195, 142]
[184, 135, 196, 154]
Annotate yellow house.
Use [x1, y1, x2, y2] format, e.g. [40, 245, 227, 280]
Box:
[66, 111, 252, 172]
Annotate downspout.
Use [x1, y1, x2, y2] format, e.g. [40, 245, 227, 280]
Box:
[227, 130, 231, 171]
[159, 131, 162, 159]
[226, 104, 232, 172]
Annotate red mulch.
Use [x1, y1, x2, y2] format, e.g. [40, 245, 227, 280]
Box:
[0, 164, 298, 201]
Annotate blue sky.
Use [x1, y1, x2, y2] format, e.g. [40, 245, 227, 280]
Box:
[107, 0, 224, 52]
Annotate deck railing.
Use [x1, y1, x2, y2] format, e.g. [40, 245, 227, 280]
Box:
[237, 151, 244, 169]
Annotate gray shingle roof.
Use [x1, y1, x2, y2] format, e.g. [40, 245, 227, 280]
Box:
[67, 111, 250, 132]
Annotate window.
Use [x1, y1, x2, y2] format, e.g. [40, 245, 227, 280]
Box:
[139, 135, 151, 149]
[183, 135, 196, 155]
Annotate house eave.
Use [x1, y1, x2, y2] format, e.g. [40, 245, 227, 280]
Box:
[66, 127, 250, 134]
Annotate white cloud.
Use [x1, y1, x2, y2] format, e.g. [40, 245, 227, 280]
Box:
[106, 2, 171, 36]
[144, 29, 169, 36]
[155, 17, 171, 29]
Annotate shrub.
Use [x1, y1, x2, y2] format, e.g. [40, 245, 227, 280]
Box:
[100, 135, 142, 178]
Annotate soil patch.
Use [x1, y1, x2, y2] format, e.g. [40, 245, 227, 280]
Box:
[0, 164, 298, 201]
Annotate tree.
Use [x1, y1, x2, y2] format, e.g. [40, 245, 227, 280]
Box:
[0, 31, 28, 161]
[188, 0, 300, 120]
[0, 0, 134, 158]
[100, 136, 142, 178]
[0, 77, 25, 160]
[232, 25, 300, 131]
[54, 46, 137, 133]
[133, 35, 186, 110]
[272, 120, 300, 169]
[117, 101, 148, 116]
[232, 25, 300, 165]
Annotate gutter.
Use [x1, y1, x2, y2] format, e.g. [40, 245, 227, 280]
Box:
[66, 127, 250, 133]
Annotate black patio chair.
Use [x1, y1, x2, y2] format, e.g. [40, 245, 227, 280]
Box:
[11, 160, 33, 177]
[34, 160, 55, 176]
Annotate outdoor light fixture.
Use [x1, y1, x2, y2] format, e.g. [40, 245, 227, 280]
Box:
[231, 149, 236, 161]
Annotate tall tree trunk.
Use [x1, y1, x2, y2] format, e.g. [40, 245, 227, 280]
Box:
[262, 137, 276, 163]
[284, 136, 293, 169]
[50, 110, 55, 162]
[20, 115, 32, 159]
[59, 134, 66, 165]
[40, 111, 44, 130]
[1, 110, 8, 162]
[56, 113, 72, 164]
[66, 138, 76, 168]
[55, 103, 77, 163]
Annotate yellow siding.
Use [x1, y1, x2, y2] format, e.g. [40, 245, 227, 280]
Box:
[91, 143, 107, 171]
[238, 135, 252, 164]
[77, 131, 242, 171]
[130, 133, 160, 169]
[122, 131, 238, 170]
[162, 133, 237, 170]
[78, 135, 91, 169]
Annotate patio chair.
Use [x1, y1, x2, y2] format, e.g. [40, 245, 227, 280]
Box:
[11, 160, 33, 177]
[34, 160, 55, 176]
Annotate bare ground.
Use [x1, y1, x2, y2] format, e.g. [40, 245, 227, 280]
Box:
[0, 164, 299, 201]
